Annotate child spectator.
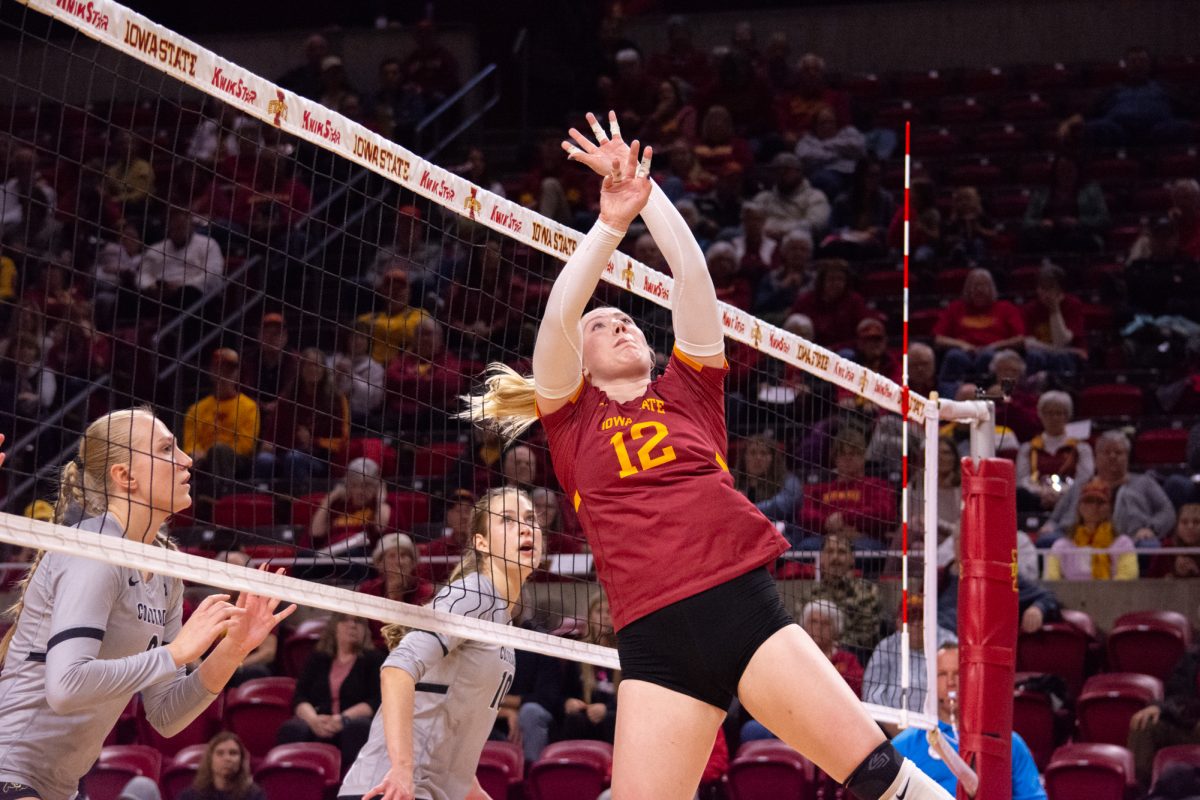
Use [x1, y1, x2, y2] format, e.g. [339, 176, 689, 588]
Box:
[1045, 479, 1138, 580]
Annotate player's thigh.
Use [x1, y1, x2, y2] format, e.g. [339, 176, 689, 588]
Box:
[737, 624, 886, 782]
[610, 679, 725, 800]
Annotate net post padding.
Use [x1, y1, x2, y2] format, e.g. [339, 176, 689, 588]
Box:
[0, 512, 620, 669]
[957, 457, 1017, 800]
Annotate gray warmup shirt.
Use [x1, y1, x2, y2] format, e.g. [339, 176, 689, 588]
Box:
[0, 513, 216, 800]
[339, 573, 515, 800]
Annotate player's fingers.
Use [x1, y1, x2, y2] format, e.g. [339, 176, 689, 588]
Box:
[195, 593, 231, 614]
[274, 604, 299, 623]
[625, 140, 640, 178]
[637, 145, 653, 179]
[610, 156, 623, 182]
[607, 110, 622, 141]
[587, 111, 609, 143]
[567, 127, 596, 152]
[561, 141, 583, 161]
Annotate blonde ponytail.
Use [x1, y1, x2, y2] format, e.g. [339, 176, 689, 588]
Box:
[457, 363, 539, 440]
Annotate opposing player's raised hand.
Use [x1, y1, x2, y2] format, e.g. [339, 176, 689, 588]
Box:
[563, 110, 634, 176]
[595, 138, 652, 231]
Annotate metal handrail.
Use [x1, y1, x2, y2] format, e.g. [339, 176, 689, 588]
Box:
[414, 63, 497, 136]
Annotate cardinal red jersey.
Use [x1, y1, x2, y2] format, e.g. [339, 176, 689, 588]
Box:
[540, 348, 789, 631]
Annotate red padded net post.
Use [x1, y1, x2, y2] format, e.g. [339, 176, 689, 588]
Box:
[957, 457, 1018, 800]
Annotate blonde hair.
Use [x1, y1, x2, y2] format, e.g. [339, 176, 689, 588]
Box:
[458, 363, 539, 440]
[382, 487, 531, 649]
[0, 407, 176, 661]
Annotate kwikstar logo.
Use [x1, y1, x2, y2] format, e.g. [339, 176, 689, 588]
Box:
[833, 360, 856, 383]
[301, 109, 341, 144]
[268, 91, 288, 126]
[211, 67, 257, 103]
[643, 275, 669, 301]
[464, 188, 482, 220]
[419, 169, 455, 201]
[721, 310, 746, 334]
[488, 204, 522, 233]
[55, 0, 108, 31]
[767, 331, 790, 354]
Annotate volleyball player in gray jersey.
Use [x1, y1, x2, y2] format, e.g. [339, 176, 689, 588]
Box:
[0, 409, 294, 800]
[339, 487, 540, 800]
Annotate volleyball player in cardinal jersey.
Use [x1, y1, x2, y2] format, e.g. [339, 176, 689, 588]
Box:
[464, 116, 951, 800]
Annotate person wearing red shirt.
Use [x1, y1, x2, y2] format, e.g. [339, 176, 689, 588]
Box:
[357, 533, 434, 646]
[645, 17, 713, 91]
[462, 115, 949, 800]
[797, 428, 896, 550]
[933, 268, 1025, 397]
[774, 53, 852, 146]
[385, 318, 465, 431]
[704, 241, 753, 311]
[790, 259, 870, 350]
[1020, 263, 1087, 377]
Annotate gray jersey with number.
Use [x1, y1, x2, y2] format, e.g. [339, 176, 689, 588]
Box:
[339, 572, 515, 800]
[0, 513, 216, 800]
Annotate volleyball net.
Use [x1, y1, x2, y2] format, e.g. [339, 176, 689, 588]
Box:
[0, 0, 999, 731]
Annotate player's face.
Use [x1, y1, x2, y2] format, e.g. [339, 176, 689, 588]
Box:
[127, 415, 193, 516]
[580, 308, 654, 385]
[480, 491, 541, 578]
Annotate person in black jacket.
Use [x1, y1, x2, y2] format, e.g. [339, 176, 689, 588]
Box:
[277, 613, 383, 766]
[1129, 640, 1200, 787]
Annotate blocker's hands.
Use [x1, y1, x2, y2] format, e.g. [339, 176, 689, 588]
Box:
[564, 110, 653, 231]
[563, 110, 636, 177]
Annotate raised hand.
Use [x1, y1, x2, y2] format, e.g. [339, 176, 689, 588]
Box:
[595, 138, 653, 231]
[224, 565, 298, 657]
[166, 593, 243, 667]
[563, 110, 634, 177]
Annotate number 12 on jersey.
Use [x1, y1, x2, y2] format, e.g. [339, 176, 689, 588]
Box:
[609, 421, 676, 478]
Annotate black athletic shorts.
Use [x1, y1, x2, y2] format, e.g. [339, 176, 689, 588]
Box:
[616, 566, 794, 710]
[0, 782, 42, 800]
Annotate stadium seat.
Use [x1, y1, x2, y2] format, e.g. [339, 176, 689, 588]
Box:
[975, 124, 1030, 153]
[1076, 673, 1164, 746]
[897, 69, 947, 99]
[477, 740, 524, 800]
[1107, 610, 1191, 682]
[1106, 224, 1144, 252]
[1006, 264, 1043, 295]
[1152, 744, 1200, 788]
[1133, 428, 1190, 468]
[162, 744, 208, 800]
[726, 740, 818, 800]
[911, 128, 961, 156]
[1157, 148, 1199, 179]
[527, 740, 613, 800]
[1026, 62, 1073, 90]
[1018, 621, 1091, 698]
[1001, 93, 1053, 120]
[1131, 184, 1174, 214]
[254, 743, 341, 800]
[136, 691, 224, 757]
[291, 492, 329, 530]
[224, 677, 297, 757]
[938, 96, 987, 125]
[1013, 675, 1060, 772]
[1086, 155, 1142, 188]
[909, 308, 941, 339]
[1044, 743, 1136, 800]
[102, 695, 140, 746]
[947, 158, 1004, 187]
[281, 617, 328, 677]
[934, 268, 972, 297]
[1077, 383, 1144, 419]
[388, 490, 432, 530]
[962, 66, 1010, 94]
[213, 493, 276, 529]
[412, 441, 466, 479]
[83, 745, 163, 800]
[861, 269, 904, 300]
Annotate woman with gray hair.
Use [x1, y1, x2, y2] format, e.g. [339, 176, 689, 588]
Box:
[705, 240, 753, 310]
[1016, 391, 1094, 512]
[755, 227, 815, 320]
[358, 533, 433, 646]
[310, 457, 392, 555]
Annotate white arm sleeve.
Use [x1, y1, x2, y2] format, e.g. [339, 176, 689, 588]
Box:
[641, 183, 724, 357]
[532, 220, 626, 399]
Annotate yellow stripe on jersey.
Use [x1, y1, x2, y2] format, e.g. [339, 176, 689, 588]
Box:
[715, 452, 729, 472]
[573, 491, 581, 511]
[673, 346, 729, 372]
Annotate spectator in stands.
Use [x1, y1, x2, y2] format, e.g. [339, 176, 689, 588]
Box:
[277, 33, 329, 100]
[1125, 216, 1200, 320]
[826, 158, 894, 260]
[700, 48, 775, 138]
[179, 732, 265, 800]
[93, 219, 143, 326]
[754, 228, 813, 321]
[0, 334, 56, 437]
[705, 241, 752, 310]
[1081, 46, 1195, 147]
[692, 106, 753, 184]
[310, 456, 392, 554]
[46, 301, 111, 389]
[956, 349, 1040, 443]
[240, 313, 298, 416]
[807, 533, 883, 657]
[654, 139, 707, 201]
[934, 269, 1025, 398]
[889, 176, 941, 268]
[359, 532, 434, 616]
[1045, 478, 1139, 579]
[1168, 178, 1200, 260]
[244, 148, 312, 250]
[139, 208, 225, 308]
[256, 347, 349, 496]
[560, 594, 620, 743]
[597, 48, 657, 135]
[402, 19, 461, 105]
[639, 78, 698, 150]
[863, 594, 957, 732]
[798, 428, 895, 549]
[893, 643, 1047, 800]
[1149, 503, 1200, 578]
[278, 612, 382, 767]
[0, 145, 57, 253]
[632, 232, 668, 273]
[509, 615, 569, 765]
[1021, 151, 1110, 253]
[330, 319, 386, 428]
[731, 201, 774, 281]
[930, 438, 963, 569]
[23, 254, 85, 322]
[1128, 627, 1200, 786]
[366, 205, 442, 295]
[1040, 430, 1176, 547]
[183, 348, 260, 510]
[530, 485, 582, 556]
[775, 52, 852, 146]
[790, 259, 870, 349]
[842, 317, 899, 382]
[941, 186, 999, 264]
[444, 238, 527, 355]
[752, 152, 831, 239]
[795, 107, 867, 201]
[501, 444, 539, 493]
[358, 268, 429, 365]
[385, 317, 465, 430]
[102, 130, 155, 214]
[419, 488, 474, 584]
[316, 55, 356, 114]
[734, 432, 802, 523]
[372, 56, 425, 146]
[646, 15, 711, 90]
[1016, 390, 1094, 512]
[938, 535, 1059, 632]
[694, 161, 745, 232]
[1021, 264, 1088, 376]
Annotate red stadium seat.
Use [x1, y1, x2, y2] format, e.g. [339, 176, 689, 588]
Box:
[412, 441, 466, 479]
[1133, 428, 1190, 468]
[1026, 62, 1074, 90]
[224, 677, 297, 757]
[1001, 93, 1054, 120]
[1076, 673, 1163, 745]
[281, 618, 328, 678]
[136, 692, 224, 757]
[1106, 224, 1144, 252]
[162, 745, 208, 800]
[1017, 154, 1056, 185]
[727, 740, 818, 800]
[947, 158, 1004, 187]
[388, 490, 431, 530]
[1013, 677, 1059, 771]
[963, 66, 1011, 94]
[477, 741, 524, 800]
[977, 125, 1032, 154]
[861, 269, 904, 300]
[938, 96, 987, 125]
[897, 69, 948, 99]
[911, 128, 961, 157]
[83, 745, 163, 800]
[527, 740, 612, 800]
[1044, 743, 1136, 800]
[842, 73, 882, 101]
[1086, 155, 1142, 188]
[987, 187, 1032, 220]
[102, 695, 139, 746]
[291, 492, 329, 530]
[1107, 610, 1191, 682]
[1018, 621, 1091, 698]
[1131, 184, 1174, 214]
[1007, 264, 1043, 295]
[909, 308, 941, 339]
[213, 493, 276, 529]
[254, 743, 341, 800]
[1077, 383, 1144, 419]
[1152, 744, 1200, 788]
[934, 268, 972, 297]
[1157, 148, 1199, 179]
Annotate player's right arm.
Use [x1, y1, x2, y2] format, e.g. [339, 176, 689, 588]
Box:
[366, 667, 417, 800]
[532, 140, 652, 417]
